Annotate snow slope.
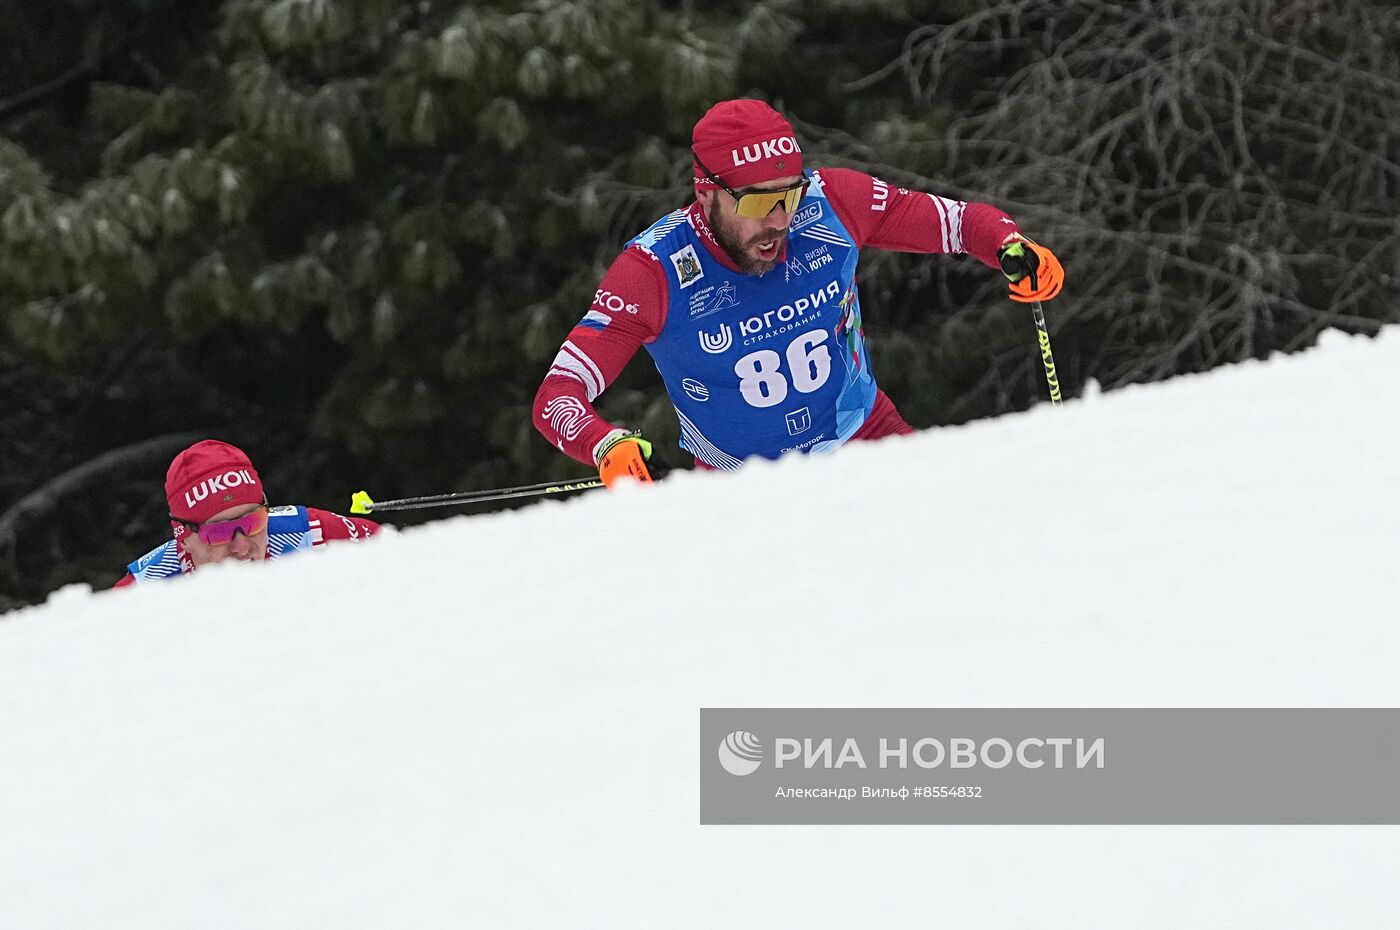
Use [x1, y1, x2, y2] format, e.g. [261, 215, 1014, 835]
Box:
[3, 328, 1398, 928]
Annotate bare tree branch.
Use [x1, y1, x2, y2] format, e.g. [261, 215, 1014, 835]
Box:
[0, 432, 203, 567]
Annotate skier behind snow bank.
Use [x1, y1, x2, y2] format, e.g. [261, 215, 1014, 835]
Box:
[533, 98, 1065, 487]
[114, 440, 380, 587]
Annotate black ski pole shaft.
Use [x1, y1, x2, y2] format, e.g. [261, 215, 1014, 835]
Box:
[350, 478, 605, 514]
[1030, 299, 1063, 407]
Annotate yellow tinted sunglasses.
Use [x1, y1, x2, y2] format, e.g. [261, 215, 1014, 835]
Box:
[694, 150, 810, 219]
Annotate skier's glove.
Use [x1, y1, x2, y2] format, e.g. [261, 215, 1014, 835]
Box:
[596, 430, 656, 487]
[998, 237, 1064, 303]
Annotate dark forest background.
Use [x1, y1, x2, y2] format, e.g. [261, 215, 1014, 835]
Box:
[2, 0, 1397, 610]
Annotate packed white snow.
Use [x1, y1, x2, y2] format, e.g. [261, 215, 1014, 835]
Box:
[3, 328, 1398, 928]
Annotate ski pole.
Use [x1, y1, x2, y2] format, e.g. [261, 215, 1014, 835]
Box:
[1030, 299, 1063, 407]
[350, 477, 604, 514]
[1003, 239, 1064, 407]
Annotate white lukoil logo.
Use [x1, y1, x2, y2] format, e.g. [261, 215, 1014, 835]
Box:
[731, 136, 801, 167]
[871, 177, 890, 212]
[698, 323, 733, 354]
[718, 731, 764, 776]
[184, 469, 257, 509]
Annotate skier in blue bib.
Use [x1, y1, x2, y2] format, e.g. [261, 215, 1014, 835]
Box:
[532, 99, 1065, 485]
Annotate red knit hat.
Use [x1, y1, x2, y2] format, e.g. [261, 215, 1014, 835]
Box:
[692, 99, 803, 191]
[165, 440, 265, 523]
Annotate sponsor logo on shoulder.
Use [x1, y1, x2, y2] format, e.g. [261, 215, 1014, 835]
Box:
[670, 244, 704, 288]
[872, 177, 890, 212]
[698, 323, 733, 355]
[682, 379, 710, 402]
[593, 289, 640, 314]
[791, 201, 823, 230]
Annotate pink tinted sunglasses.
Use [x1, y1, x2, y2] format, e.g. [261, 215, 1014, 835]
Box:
[171, 506, 270, 545]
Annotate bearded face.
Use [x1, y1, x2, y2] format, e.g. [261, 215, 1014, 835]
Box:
[700, 179, 803, 276]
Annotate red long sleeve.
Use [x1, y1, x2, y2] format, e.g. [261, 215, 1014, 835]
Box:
[532, 247, 669, 465]
[816, 167, 1016, 266]
[306, 507, 380, 543]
